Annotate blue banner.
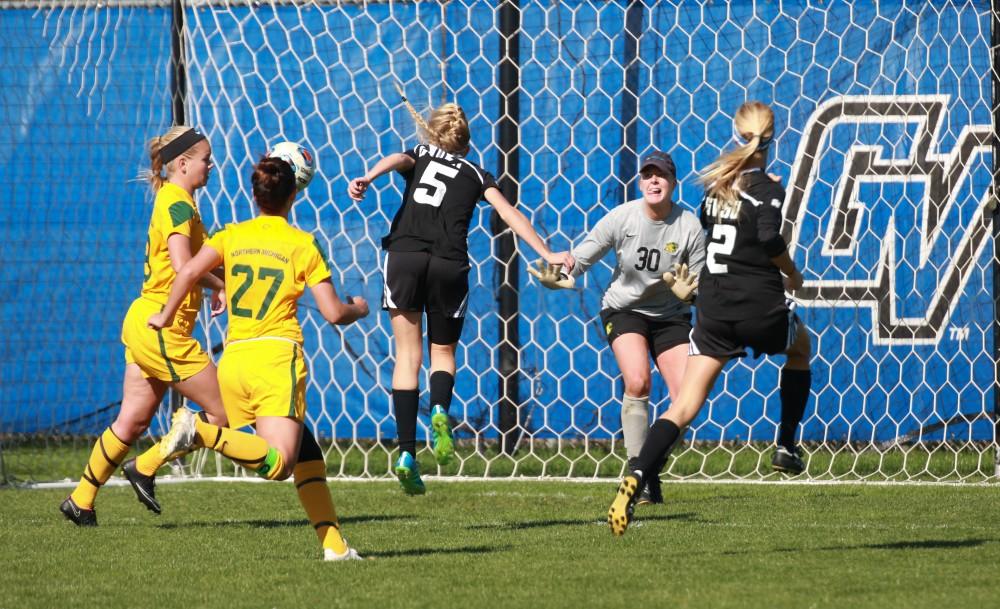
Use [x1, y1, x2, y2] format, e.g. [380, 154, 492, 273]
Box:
[1, 1, 993, 447]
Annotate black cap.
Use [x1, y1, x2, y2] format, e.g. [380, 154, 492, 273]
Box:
[639, 150, 676, 178]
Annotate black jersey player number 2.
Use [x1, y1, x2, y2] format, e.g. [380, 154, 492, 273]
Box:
[413, 160, 459, 207]
[706, 224, 736, 274]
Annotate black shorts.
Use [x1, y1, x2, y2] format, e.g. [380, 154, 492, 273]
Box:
[599, 309, 692, 359]
[382, 250, 469, 344]
[690, 300, 800, 359]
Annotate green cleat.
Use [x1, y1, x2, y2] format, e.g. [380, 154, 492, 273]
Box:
[394, 451, 426, 495]
[430, 405, 455, 466]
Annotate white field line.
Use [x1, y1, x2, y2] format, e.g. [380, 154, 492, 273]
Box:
[18, 475, 999, 490]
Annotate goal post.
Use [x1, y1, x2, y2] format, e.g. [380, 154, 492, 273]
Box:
[0, 0, 997, 484]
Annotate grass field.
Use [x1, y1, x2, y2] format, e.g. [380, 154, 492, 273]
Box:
[2, 479, 998, 609]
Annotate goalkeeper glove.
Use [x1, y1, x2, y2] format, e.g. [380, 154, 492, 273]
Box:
[662, 263, 697, 303]
[527, 259, 575, 290]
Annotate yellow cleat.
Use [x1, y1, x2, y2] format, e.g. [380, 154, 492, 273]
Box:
[608, 474, 640, 536]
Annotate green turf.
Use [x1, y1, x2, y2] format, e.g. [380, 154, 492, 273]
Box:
[2, 480, 998, 608]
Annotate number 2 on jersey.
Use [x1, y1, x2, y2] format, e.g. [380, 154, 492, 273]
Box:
[413, 160, 459, 207]
[706, 224, 737, 274]
[230, 264, 285, 320]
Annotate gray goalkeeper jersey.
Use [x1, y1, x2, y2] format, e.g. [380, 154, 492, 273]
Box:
[570, 199, 706, 320]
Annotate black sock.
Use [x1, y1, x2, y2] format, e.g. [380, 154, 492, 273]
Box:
[297, 426, 324, 463]
[392, 389, 420, 457]
[634, 419, 681, 479]
[779, 369, 812, 451]
[429, 371, 455, 412]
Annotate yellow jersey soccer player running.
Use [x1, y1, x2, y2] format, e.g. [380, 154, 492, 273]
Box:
[150, 155, 369, 561]
[61, 126, 229, 526]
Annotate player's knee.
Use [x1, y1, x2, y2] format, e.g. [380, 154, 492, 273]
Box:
[785, 325, 812, 368]
[621, 372, 651, 397]
[277, 449, 300, 480]
[202, 411, 228, 427]
[395, 346, 423, 371]
[111, 417, 149, 443]
[428, 341, 457, 363]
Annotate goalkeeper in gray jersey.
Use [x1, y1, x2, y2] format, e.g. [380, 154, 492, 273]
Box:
[530, 150, 705, 505]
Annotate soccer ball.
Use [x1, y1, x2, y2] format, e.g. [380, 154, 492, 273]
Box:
[267, 141, 315, 192]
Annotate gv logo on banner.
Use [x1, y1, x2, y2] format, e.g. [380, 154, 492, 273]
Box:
[784, 95, 994, 345]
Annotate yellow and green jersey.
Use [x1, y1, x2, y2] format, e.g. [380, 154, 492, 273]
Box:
[206, 215, 332, 344]
[141, 182, 207, 333]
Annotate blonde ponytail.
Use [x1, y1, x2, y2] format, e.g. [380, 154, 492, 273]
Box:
[698, 101, 775, 210]
[396, 84, 470, 155]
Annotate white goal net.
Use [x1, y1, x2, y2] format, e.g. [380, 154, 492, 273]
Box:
[2, 0, 997, 484]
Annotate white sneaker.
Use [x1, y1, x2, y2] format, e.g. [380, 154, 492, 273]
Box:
[159, 406, 198, 459]
[324, 546, 363, 562]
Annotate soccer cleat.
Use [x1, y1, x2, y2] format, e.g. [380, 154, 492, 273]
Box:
[159, 406, 198, 459]
[771, 446, 806, 475]
[636, 473, 664, 506]
[430, 405, 455, 466]
[394, 451, 426, 496]
[607, 473, 640, 536]
[122, 458, 161, 515]
[324, 546, 364, 562]
[60, 497, 97, 527]
[627, 458, 664, 506]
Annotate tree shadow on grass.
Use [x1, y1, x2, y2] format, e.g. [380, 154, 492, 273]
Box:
[466, 512, 698, 531]
[720, 538, 995, 556]
[156, 514, 412, 530]
[364, 544, 511, 559]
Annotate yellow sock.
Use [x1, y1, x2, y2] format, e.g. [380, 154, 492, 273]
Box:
[293, 459, 347, 554]
[134, 441, 191, 476]
[70, 427, 131, 509]
[194, 418, 283, 479]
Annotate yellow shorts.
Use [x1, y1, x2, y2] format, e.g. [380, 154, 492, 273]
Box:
[121, 297, 210, 383]
[218, 338, 307, 429]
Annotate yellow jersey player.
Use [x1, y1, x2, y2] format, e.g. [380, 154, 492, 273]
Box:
[149, 155, 369, 561]
[61, 126, 229, 526]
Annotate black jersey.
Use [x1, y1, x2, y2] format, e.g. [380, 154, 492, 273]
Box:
[381, 144, 498, 261]
[697, 168, 788, 321]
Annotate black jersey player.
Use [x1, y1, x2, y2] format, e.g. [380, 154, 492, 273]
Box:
[607, 101, 814, 536]
[349, 98, 573, 495]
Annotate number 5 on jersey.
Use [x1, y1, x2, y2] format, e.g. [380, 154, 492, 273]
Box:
[413, 160, 459, 207]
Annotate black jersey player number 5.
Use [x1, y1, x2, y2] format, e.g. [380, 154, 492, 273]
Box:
[414, 160, 459, 207]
